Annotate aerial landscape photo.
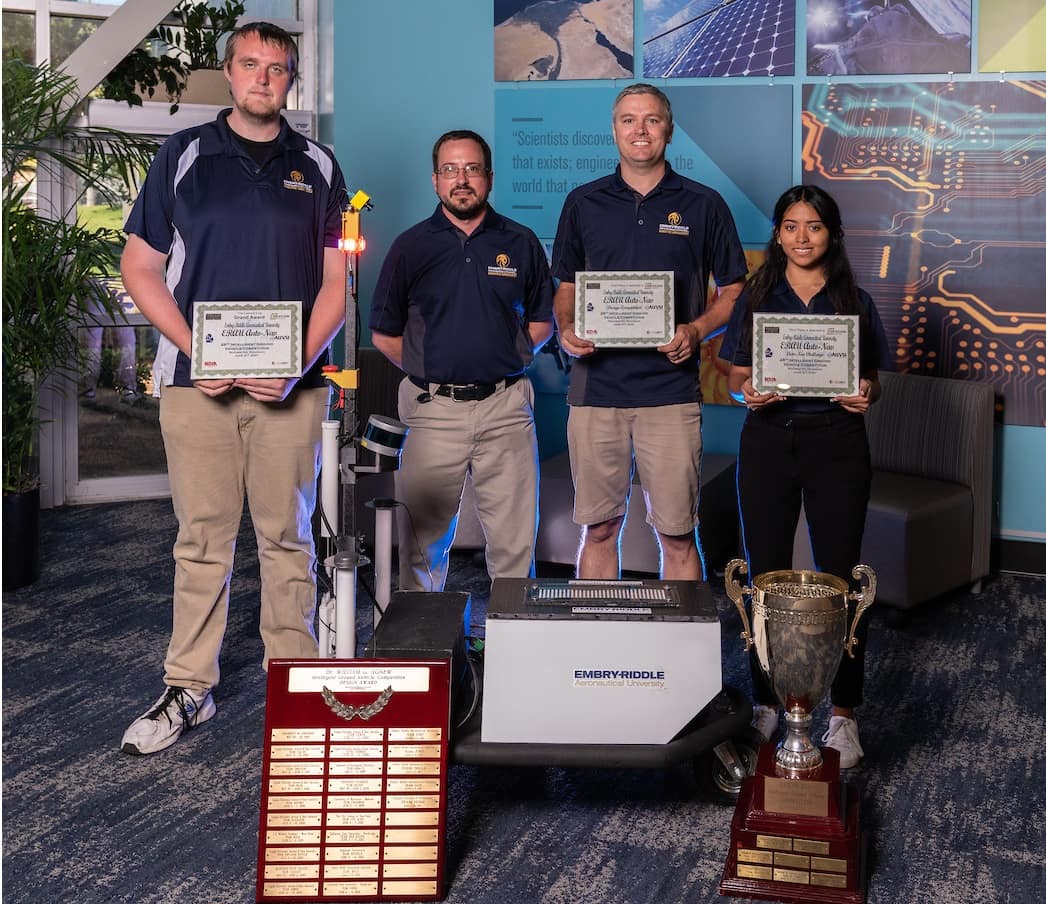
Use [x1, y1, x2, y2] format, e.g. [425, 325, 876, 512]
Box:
[495, 0, 634, 80]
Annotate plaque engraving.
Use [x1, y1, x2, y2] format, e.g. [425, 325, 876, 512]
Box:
[267, 795, 323, 810]
[324, 830, 380, 845]
[268, 778, 324, 794]
[387, 761, 440, 775]
[323, 881, 378, 895]
[324, 846, 379, 861]
[387, 744, 441, 758]
[262, 882, 318, 897]
[267, 812, 322, 827]
[386, 778, 441, 793]
[388, 727, 442, 741]
[268, 761, 325, 776]
[329, 760, 384, 776]
[737, 864, 773, 881]
[265, 830, 321, 845]
[736, 848, 773, 865]
[264, 847, 320, 862]
[326, 812, 381, 827]
[271, 728, 326, 742]
[327, 778, 383, 793]
[773, 867, 811, 885]
[270, 744, 326, 759]
[326, 794, 383, 810]
[323, 864, 379, 879]
[263, 864, 319, 879]
[330, 727, 384, 741]
[764, 775, 829, 817]
[385, 795, 440, 810]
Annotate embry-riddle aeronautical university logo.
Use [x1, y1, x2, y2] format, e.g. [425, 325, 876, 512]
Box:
[488, 253, 517, 278]
[283, 169, 313, 194]
[659, 210, 689, 236]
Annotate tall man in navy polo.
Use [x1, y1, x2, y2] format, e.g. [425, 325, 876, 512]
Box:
[552, 84, 748, 581]
[118, 23, 347, 755]
[370, 130, 554, 592]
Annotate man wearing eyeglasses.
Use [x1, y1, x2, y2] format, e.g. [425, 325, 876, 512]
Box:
[370, 130, 555, 592]
[552, 84, 748, 581]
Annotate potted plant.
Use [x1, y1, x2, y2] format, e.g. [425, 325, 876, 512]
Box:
[101, 0, 245, 113]
[2, 59, 157, 590]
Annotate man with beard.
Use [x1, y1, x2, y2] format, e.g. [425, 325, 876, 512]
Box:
[118, 22, 347, 755]
[370, 130, 554, 592]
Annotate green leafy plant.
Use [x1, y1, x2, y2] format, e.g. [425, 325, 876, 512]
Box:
[101, 0, 245, 114]
[2, 59, 158, 494]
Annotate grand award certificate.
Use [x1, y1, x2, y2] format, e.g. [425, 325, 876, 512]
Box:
[752, 313, 859, 397]
[190, 301, 303, 381]
[575, 271, 674, 347]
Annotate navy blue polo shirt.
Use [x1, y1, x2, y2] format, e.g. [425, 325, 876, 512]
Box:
[124, 109, 346, 388]
[719, 280, 892, 413]
[369, 205, 554, 384]
[552, 164, 748, 407]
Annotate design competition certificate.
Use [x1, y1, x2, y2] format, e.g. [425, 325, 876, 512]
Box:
[753, 313, 859, 397]
[575, 271, 674, 347]
[190, 300, 303, 380]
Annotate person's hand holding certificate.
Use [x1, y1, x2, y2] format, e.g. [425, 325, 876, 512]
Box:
[752, 313, 859, 397]
[190, 301, 303, 381]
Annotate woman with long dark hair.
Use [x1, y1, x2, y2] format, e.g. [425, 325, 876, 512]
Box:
[718, 184, 891, 768]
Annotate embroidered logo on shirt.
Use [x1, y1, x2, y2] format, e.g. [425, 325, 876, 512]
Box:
[488, 253, 518, 278]
[283, 170, 313, 194]
[659, 211, 689, 236]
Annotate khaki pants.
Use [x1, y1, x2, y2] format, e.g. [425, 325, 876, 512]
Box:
[394, 377, 539, 591]
[159, 386, 328, 691]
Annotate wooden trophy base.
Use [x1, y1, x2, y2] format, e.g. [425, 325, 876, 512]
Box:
[720, 745, 866, 903]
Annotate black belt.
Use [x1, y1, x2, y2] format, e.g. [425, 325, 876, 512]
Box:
[409, 375, 520, 402]
[755, 406, 859, 429]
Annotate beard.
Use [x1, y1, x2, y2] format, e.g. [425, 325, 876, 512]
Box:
[440, 188, 488, 221]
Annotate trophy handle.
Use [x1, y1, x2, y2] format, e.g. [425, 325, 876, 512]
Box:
[724, 558, 755, 652]
[844, 564, 877, 658]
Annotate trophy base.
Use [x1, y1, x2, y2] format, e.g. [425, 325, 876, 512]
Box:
[720, 745, 867, 903]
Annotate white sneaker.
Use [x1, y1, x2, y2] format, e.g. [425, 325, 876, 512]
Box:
[751, 704, 779, 743]
[121, 686, 216, 755]
[822, 715, 864, 769]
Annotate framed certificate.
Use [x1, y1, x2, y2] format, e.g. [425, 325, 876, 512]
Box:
[752, 313, 860, 397]
[574, 271, 674, 347]
[189, 300, 303, 381]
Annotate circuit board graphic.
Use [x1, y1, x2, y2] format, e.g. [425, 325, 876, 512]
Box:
[803, 81, 1046, 426]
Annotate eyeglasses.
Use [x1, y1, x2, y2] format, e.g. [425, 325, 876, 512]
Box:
[436, 163, 488, 180]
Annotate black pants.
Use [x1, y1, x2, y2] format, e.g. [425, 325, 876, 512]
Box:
[737, 408, 872, 709]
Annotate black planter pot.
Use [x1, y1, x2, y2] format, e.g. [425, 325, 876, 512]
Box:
[3, 486, 41, 591]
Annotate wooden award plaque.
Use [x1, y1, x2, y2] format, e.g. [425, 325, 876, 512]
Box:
[720, 745, 866, 903]
[256, 659, 452, 903]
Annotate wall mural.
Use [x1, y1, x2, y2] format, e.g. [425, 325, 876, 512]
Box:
[493, 1, 1046, 425]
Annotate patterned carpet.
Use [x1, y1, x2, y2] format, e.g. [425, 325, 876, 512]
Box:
[2, 499, 1044, 903]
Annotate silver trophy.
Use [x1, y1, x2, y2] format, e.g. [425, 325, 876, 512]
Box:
[725, 559, 876, 773]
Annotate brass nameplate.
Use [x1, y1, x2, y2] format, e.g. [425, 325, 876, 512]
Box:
[383, 862, 438, 878]
[737, 863, 773, 880]
[264, 847, 320, 862]
[386, 778, 441, 793]
[388, 727, 442, 741]
[764, 776, 829, 817]
[386, 795, 440, 810]
[329, 760, 384, 775]
[265, 830, 321, 845]
[268, 779, 323, 794]
[323, 863, 379, 879]
[756, 835, 793, 851]
[270, 744, 326, 759]
[262, 882, 318, 897]
[324, 845, 379, 861]
[323, 881, 378, 895]
[793, 838, 831, 854]
[382, 880, 438, 896]
[263, 864, 319, 879]
[267, 795, 323, 810]
[328, 778, 383, 793]
[327, 794, 383, 809]
[383, 845, 438, 860]
[385, 810, 440, 826]
[271, 728, 326, 742]
[325, 830, 380, 844]
[384, 828, 440, 843]
[387, 760, 441, 775]
[326, 811, 381, 827]
[774, 852, 810, 869]
[267, 812, 322, 827]
[329, 727, 384, 741]
[810, 856, 848, 873]
[737, 848, 773, 865]
[773, 867, 810, 884]
[329, 744, 384, 759]
[812, 872, 848, 888]
[387, 744, 441, 758]
[269, 761, 325, 776]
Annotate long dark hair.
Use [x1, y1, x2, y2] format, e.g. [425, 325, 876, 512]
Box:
[745, 184, 862, 321]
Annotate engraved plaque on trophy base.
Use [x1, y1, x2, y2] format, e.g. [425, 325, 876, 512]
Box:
[720, 746, 866, 903]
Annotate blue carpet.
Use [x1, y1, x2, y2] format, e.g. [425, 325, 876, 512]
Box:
[2, 499, 1044, 903]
